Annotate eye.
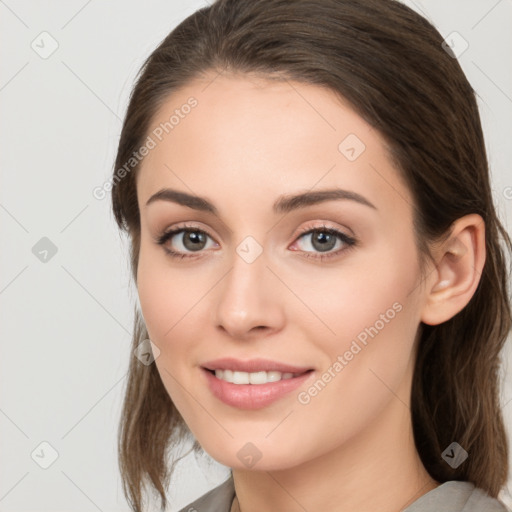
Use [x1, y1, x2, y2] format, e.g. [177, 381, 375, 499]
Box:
[290, 224, 357, 261]
[155, 223, 357, 261]
[155, 224, 218, 259]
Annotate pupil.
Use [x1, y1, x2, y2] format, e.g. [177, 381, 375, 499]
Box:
[184, 231, 205, 251]
[312, 231, 336, 252]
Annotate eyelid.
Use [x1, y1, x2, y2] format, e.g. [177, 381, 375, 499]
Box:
[154, 220, 213, 240]
[293, 221, 354, 240]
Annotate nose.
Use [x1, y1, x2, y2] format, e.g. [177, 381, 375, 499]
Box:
[213, 247, 286, 340]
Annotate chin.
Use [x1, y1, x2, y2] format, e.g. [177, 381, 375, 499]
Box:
[199, 438, 307, 472]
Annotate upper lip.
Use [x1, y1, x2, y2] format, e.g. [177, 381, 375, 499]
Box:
[201, 357, 313, 374]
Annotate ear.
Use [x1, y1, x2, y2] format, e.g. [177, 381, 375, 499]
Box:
[421, 214, 486, 326]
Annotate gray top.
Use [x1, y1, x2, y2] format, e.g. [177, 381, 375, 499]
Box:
[178, 474, 510, 512]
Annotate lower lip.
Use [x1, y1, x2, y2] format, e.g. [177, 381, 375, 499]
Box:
[201, 367, 314, 410]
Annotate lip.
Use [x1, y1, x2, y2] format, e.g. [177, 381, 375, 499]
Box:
[201, 357, 313, 374]
[201, 366, 315, 410]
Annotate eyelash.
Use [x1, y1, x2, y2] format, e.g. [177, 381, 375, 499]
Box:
[155, 223, 357, 262]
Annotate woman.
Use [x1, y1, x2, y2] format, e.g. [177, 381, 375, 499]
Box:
[111, 0, 511, 511]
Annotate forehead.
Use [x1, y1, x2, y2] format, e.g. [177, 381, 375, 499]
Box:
[136, 72, 412, 218]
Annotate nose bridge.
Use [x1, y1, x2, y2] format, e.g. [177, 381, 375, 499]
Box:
[213, 238, 284, 338]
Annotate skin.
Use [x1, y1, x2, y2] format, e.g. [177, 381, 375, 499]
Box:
[135, 72, 485, 512]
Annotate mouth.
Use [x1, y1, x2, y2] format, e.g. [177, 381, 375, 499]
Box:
[202, 367, 313, 385]
[200, 364, 315, 410]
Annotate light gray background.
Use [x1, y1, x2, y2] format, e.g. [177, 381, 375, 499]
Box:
[1, 1, 511, 511]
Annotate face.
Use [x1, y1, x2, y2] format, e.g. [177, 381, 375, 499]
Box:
[135, 73, 427, 471]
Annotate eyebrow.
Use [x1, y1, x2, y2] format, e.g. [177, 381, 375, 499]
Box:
[145, 187, 377, 214]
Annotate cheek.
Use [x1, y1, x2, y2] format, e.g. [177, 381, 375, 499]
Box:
[293, 236, 419, 354]
[298, 239, 421, 420]
[136, 249, 202, 413]
[136, 244, 217, 364]
[137, 264, 173, 343]
[136, 245, 186, 345]
[137, 237, 194, 333]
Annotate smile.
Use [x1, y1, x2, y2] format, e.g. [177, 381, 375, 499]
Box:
[211, 369, 308, 385]
[201, 367, 315, 409]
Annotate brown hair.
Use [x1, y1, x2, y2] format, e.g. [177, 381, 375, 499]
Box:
[111, 0, 512, 510]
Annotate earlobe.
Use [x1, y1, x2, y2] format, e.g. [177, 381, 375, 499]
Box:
[421, 214, 486, 326]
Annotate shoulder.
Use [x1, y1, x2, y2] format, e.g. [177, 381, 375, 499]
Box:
[404, 480, 510, 512]
[177, 477, 510, 512]
[177, 475, 236, 512]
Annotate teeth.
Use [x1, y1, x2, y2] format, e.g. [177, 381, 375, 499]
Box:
[214, 369, 299, 384]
